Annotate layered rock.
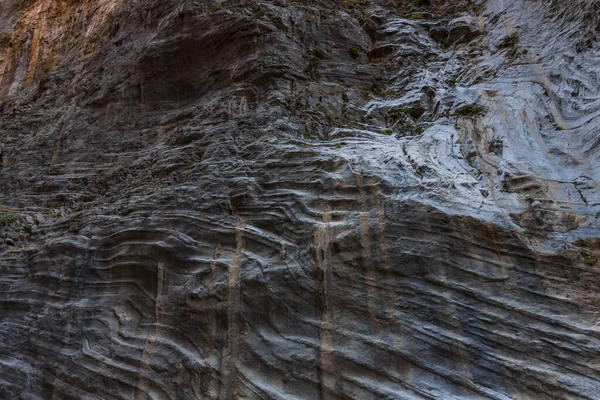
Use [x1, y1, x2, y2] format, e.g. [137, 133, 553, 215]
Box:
[0, 0, 599, 399]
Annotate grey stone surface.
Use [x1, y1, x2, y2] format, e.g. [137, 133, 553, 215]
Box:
[0, 0, 599, 399]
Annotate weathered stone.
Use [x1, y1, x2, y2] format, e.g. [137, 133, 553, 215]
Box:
[447, 15, 481, 43]
[0, 0, 599, 399]
[428, 22, 449, 42]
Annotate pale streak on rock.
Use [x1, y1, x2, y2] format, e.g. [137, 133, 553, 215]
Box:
[219, 218, 244, 400]
[312, 206, 336, 399]
[136, 262, 166, 400]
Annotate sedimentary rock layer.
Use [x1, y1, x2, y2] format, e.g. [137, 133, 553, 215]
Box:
[0, 0, 599, 399]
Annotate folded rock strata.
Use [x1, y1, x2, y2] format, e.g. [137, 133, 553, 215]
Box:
[0, 0, 599, 399]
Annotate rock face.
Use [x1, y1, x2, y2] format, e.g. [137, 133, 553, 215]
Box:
[0, 0, 599, 399]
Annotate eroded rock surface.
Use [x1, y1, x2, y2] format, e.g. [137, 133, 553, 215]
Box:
[0, 0, 599, 399]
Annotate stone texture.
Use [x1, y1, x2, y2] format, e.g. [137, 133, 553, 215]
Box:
[447, 15, 480, 44]
[0, 0, 599, 399]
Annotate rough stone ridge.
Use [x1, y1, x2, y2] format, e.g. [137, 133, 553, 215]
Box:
[0, 0, 599, 399]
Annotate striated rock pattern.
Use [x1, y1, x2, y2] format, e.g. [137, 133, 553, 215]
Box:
[0, 0, 599, 399]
